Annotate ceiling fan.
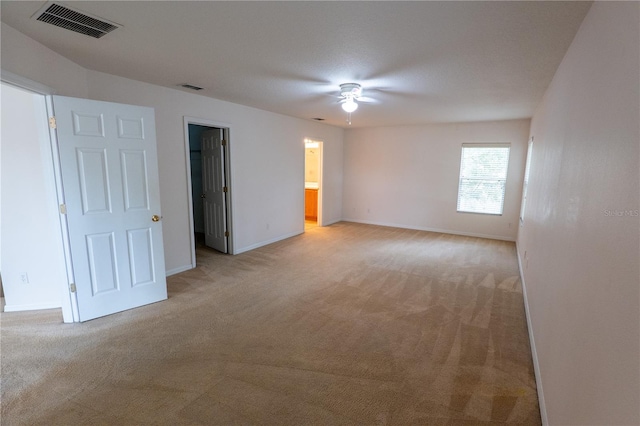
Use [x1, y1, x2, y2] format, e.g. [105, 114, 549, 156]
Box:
[338, 83, 377, 124]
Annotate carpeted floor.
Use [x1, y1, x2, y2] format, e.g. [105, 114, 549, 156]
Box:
[1, 222, 541, 425]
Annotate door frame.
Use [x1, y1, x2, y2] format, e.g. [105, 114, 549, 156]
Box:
[1, 70, 77, 322]
[183, 116, 234, 264]
[304, 138, 324, 227]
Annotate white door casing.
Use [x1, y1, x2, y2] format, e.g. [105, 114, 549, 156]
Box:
[54, 96, 167, 322]
[201, 128, 227, 253]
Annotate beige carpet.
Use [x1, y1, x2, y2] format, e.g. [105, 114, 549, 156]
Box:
[1, 222, 541, 425]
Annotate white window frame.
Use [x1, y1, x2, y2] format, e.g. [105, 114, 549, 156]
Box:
[456, 143, 511, 216]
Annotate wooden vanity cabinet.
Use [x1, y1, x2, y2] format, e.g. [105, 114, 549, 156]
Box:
[305, 188, 318, 221]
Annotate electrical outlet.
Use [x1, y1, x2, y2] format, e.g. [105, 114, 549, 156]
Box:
[20, 273, 29, 284]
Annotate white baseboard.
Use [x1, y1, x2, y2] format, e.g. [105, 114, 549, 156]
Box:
[321, 217, 342, 227]
[516, 242, 548, 425]
[166, 264, 194, 277]
[341, 218, 516, 242]
[171, 227, 313, 262]
[3, 301, 61, 312]
[234, 230, 303, 254]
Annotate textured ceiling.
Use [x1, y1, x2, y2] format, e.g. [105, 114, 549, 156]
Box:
[1, 1, 592, 128]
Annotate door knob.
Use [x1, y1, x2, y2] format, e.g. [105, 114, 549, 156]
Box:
[152, 215, 162, 222]
[201, 194, 206, 199]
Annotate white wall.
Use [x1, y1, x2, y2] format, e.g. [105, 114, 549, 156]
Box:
[518, 2, 639, 424]
[343, 119, 530, 240]
[305, 146, 320, 183]
[0, 83, 67, 311]
[0, 23, 89, 98]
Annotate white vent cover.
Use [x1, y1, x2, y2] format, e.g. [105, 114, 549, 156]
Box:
[33, 2, 120, 39]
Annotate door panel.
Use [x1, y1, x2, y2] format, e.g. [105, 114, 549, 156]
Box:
[201, 129, 227, 253]
[72, 112, 104, 137]
[127, 228, 155, 286]
[54, 95, 166, 322]
[77, 148, 111, 214]
[86, 232, 118, 294]
[121, 150, 150, 211]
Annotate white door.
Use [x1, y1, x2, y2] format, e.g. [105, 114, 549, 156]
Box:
[54, 96, 167, 322]
[201, 128, 227, 252]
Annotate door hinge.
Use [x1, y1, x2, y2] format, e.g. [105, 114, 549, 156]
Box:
[224, 231, 229, 237]
[69, 283, 77, 293]
[59, 204, 67, 214]
[49, 117, 57, 129]
[221, 140, 227, 146]
[223, 186, 228, 193]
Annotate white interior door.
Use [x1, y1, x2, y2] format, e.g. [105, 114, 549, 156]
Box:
[54, 95, 167, 322]
[201, 128, 227, 252]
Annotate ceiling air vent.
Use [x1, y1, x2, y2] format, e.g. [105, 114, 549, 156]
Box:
[179, 84, 204, 91]
[33, 3, 120, 39]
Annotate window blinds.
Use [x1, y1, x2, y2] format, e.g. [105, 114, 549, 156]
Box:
[457, 144, 510, 215]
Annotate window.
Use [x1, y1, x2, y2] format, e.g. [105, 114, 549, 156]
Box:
[457, 143, 511, 215]
[520, 139, 534, 224]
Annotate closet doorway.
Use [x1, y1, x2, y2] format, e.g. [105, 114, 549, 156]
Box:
[185, 118, 233, 264]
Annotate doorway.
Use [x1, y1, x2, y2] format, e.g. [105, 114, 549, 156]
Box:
[185, 119, 233, 263]
[1, 81, 69, 318]
[304, 138, 323, 230]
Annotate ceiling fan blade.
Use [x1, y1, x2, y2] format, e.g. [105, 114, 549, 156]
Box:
[357, 96, 378, 103]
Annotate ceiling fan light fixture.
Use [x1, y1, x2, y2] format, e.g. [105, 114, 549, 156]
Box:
[338, 83, 368, 124]
[341, 98, 358, 113]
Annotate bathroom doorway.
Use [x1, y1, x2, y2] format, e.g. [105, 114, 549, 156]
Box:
[304, 139, 323, 230]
